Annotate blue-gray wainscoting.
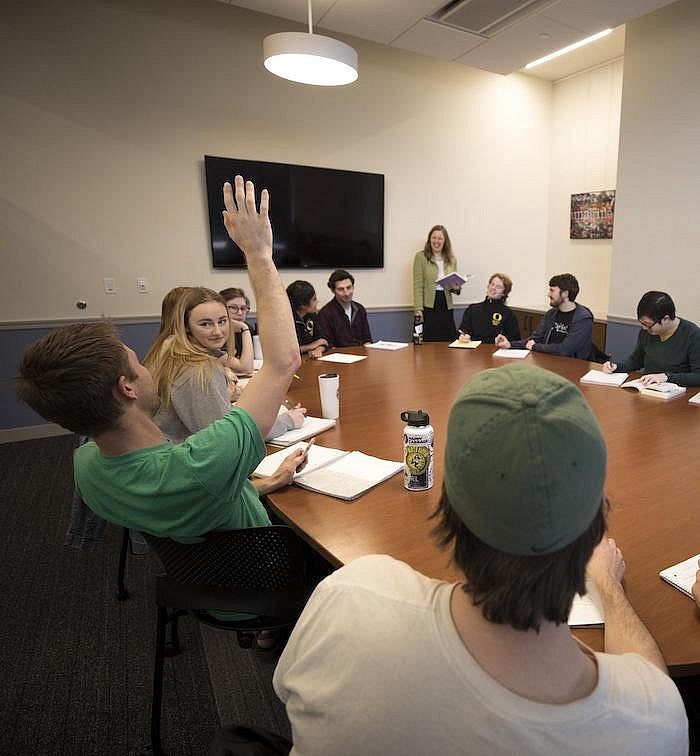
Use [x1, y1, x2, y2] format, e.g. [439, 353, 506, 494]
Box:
[0, 310, 642, 440]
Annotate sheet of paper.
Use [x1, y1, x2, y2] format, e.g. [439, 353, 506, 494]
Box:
[295, 451, 403, 500]
[580, 369, 628, 386]
[252, 442, 346, 479]
[267, 416, 337, 446]
[317, 353, 367, 364]
[659, 553, 700, 598]
[449, 339, 482, 349]
[568, 582, 604, 627]
[493, 349, 530, 359]
[689, 392, 700, 405]
[366, 341, 409, 351]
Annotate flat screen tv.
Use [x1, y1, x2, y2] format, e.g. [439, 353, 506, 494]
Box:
[204, 155, 384, 269]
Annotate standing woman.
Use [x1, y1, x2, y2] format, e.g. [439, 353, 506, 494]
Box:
[413, 225, 460, 341]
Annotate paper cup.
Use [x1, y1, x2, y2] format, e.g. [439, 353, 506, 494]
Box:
[318, 373, 340, 419]
[252, 334, 263, 361]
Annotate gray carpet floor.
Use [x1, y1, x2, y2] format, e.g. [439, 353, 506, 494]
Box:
[0, 434, 290, 755]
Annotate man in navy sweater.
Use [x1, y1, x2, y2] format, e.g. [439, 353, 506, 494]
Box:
[495, 273, 592, 359]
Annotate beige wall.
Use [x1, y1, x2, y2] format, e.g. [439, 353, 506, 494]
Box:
[609, 0, 700, 322]
[546, 59, 623, 318]
[1, 0, 553, 322]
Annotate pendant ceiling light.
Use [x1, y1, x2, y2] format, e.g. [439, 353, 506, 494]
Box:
[263, 0, 358, 86]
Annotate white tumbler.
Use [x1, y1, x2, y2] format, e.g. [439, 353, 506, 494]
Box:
[252, 334, 263, 361]
[318, 373, 340, 420]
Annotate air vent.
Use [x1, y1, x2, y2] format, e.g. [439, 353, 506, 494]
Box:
[430, 0, 556, 37]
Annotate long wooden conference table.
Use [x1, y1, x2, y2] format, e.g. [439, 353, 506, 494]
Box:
[266, 342, 700, 675]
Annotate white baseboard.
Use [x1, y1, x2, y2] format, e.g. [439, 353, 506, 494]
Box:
[0, 423, 72, 444]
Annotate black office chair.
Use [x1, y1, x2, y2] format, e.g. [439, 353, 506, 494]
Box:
[143, 526, 314, 756]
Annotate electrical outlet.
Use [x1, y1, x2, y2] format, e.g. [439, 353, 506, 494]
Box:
[136, 278, 149, 293]
[103, 277, 116, 294]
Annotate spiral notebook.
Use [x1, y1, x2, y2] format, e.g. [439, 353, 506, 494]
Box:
[253, 442, 403, 501]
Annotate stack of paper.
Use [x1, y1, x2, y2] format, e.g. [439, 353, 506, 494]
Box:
[367, 341, 409, 351]
[317, 353, 367, 364]
[580, 369, 628, 386]
[493, 349, 530, 359]
[253, 442, 403, 501]
[449, 339, 482, 349]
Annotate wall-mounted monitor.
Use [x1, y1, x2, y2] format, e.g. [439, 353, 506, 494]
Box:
[204, 155, 384, 269]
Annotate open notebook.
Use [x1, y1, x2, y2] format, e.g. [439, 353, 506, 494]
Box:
[253, 442, 403, 501]
[268, 415, 337, 446]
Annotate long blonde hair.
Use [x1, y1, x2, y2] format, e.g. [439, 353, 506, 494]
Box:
[143, 286, 191, 370]
[146, 287, 234, 407]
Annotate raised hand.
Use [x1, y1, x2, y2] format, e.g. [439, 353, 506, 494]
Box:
[222, 176, 272, 261]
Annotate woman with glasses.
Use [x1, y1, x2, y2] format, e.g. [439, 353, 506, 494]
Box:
[219, 286, 254, 374]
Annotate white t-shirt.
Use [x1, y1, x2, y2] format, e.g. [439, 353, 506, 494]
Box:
[274, 555, 687, 756]
[435, 258, 445, 290]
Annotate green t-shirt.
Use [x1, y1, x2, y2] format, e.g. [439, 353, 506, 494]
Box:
[74, 407, 270, 541]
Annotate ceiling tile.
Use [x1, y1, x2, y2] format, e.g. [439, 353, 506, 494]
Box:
[392, 19, 485, 61]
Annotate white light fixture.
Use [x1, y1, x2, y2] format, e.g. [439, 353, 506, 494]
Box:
[263, 0, 358, 86]
[524, 28, 612, 70]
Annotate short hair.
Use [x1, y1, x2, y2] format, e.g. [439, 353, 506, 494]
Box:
[287, 280, 316, 312]
[488, 273, 513, 303]
[549, 273, 579, 302]
[219, 286, 250, 308]
[327, 270, 354, 291]
[17, 321, 135, 437]
[637, 291, 675, 322]
[422, 225, 455, 265]
[431, 485, 607, 631]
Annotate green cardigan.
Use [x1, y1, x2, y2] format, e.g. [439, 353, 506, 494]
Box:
[413, 251, 458, 311]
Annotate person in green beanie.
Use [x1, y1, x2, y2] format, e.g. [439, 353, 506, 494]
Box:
[274, 363, 687, 755]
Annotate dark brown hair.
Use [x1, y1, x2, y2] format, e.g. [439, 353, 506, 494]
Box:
[422, 225, 454, 265]
[219, 287, 250, 308]
[17, 321, 135, 436]
[431, 485, 607, 631]
[549, 273, 579, 302]
[327, 270, 354, 291]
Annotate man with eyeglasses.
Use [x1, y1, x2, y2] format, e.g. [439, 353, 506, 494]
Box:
[602, 291, 700, 386]
[220, 286, 254, 374]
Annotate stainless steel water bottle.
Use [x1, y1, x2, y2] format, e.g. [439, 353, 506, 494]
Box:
[400, 410, 434, 491]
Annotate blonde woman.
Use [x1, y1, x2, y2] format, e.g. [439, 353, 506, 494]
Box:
[147, 288, 305, 488]
[413, 225, 460, 341]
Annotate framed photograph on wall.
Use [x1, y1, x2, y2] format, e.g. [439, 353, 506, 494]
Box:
[570, 190, 615, 239]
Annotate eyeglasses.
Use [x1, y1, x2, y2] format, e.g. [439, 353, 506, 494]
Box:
[227, 304, 251, 313]
[638, 319, 658, 330]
